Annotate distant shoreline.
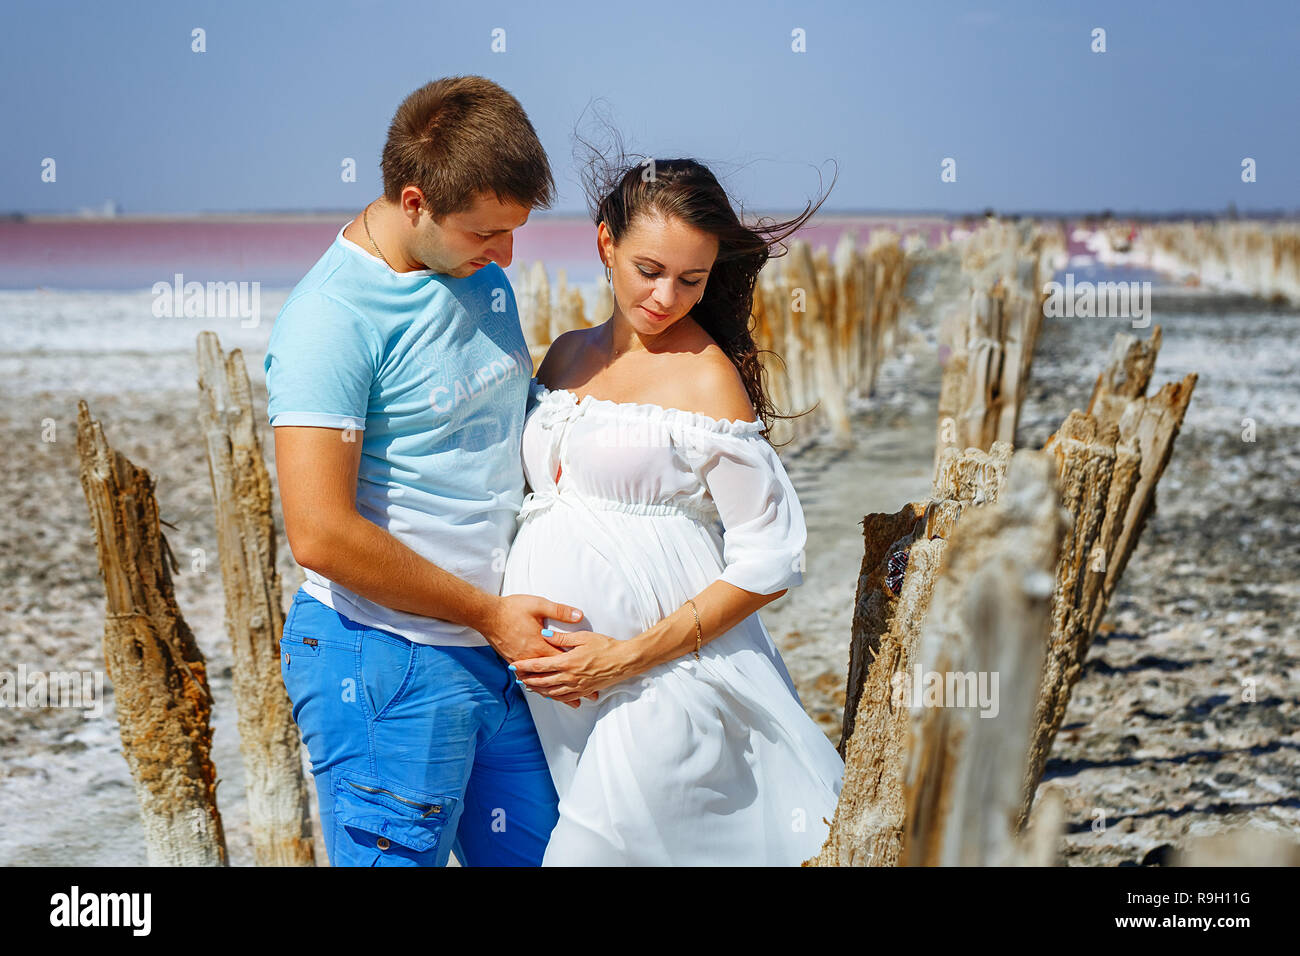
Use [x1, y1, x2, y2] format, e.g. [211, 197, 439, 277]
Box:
[8, 211, 956, 225]
[8, 210, 1299, 224]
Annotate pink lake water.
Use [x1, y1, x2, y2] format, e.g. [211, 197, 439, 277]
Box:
[0, 215, 964, 291]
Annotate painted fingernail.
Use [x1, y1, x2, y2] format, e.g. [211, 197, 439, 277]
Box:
[541, 628, 553, 637]
[508, 664, 516, 672]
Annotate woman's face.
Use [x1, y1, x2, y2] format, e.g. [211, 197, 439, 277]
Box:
[599, 213, 718, 336]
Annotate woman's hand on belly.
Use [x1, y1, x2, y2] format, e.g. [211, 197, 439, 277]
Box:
[510, 629, 637, 705]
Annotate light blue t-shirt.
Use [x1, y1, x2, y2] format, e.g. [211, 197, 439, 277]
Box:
[264, 222, 532, 646]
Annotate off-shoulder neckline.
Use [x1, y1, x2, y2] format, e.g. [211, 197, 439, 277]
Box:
[531, 380, 765, 436]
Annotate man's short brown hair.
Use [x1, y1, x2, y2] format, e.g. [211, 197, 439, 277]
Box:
[380, 76, 556, 220]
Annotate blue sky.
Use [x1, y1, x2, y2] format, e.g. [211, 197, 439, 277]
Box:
[2, 0, 1297, 216]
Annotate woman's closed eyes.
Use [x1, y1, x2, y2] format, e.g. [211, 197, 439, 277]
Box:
[636, 266, 702, 287]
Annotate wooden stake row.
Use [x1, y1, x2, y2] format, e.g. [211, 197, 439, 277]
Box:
[1133, 221, 1300, 306]
[1018, 331, 1197, 830]
[813, 321, 1197, 865]
[934, 220, 1065, 470]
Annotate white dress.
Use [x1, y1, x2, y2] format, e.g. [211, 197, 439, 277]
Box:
[500, 379, 845, 866]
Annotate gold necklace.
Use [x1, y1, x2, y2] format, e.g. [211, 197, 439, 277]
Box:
[362, 201, 395, 270]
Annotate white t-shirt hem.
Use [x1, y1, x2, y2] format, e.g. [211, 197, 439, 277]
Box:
[300, 579, 492, 649]
[270, 411, 367, 430]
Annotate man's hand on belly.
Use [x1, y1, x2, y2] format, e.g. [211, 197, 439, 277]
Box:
[481, 594, 585, 665]
[481, 595, 598, 707]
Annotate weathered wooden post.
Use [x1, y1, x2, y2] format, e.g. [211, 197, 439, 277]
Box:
[196, 332, 316, 866]
[993, 254, 1047, 443]
[934, 277, 1002, 469]
[807, 442, 1012, 866]
[1016, 332, 1198, 831]
[75, 400, 227, 866]
[792, 241, 851, 441]
[832, 232, 860, 393]
[1090, 373, 1199, 635]
[775, 246, 813, 446]
[1175, 826, 1300, 866]
[549, 269, 590, 343]
[901, 451, 1067, 866]
[934, 221, 1063, 471]
[1084, 327, 1162, 425]
[868, 231, 908, 366]
[519, 261, 552, 370]
[1017, 411, 1127, 831]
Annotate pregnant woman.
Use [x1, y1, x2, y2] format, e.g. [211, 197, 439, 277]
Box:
[500, 156, 845, 865]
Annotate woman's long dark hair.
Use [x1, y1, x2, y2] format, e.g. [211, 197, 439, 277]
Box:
[575, 117, 836, 442]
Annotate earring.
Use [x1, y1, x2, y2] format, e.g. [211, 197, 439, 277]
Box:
[604, 264, 612, 284]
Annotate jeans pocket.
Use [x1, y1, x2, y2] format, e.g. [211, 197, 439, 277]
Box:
[331, 772, 458, 867]
[278, 634, 327, 732]
[359, 633, 417, 721]
[279, 634, 322, 675]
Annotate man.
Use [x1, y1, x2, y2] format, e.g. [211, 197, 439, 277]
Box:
[265, 76, 577, 866]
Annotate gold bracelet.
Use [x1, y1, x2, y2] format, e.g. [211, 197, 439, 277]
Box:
[685, 598, 702, 661]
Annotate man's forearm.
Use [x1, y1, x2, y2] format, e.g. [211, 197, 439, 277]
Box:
[303, 512, 495, 635]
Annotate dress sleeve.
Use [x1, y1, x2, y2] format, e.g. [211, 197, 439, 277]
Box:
[696, 430, 807, 595]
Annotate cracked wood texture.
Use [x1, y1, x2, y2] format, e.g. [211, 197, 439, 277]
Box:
[196, 332, 315, 866]
[807, 443, 1010, 866]
[1093, 373, 1199, 635]
[1017, 411, 1125, 830]
[1085, 326, 1163, 426]
[1016, 332, 1197, 830]
[75, 400, 227, 866]
[816, 324, 1196, 863]
[902, 451, 1066, 865]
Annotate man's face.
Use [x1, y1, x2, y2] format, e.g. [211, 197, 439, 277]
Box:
[414, 192, 531, 277]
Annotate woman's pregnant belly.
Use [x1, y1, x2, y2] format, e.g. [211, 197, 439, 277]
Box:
[500, 503, 726, 642]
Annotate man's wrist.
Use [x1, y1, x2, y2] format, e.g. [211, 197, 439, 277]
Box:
[464, 590, 500, 645]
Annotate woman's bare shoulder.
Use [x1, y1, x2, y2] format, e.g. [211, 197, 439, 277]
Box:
[674, 327, 757, 423]
[535, 326, 597, 387]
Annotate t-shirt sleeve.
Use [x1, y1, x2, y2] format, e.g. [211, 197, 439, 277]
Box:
[697, 430, 807, 595]
[263, 291, 383, 429]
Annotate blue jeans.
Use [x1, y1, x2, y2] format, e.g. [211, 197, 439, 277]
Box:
[279, 586, 559, 866]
